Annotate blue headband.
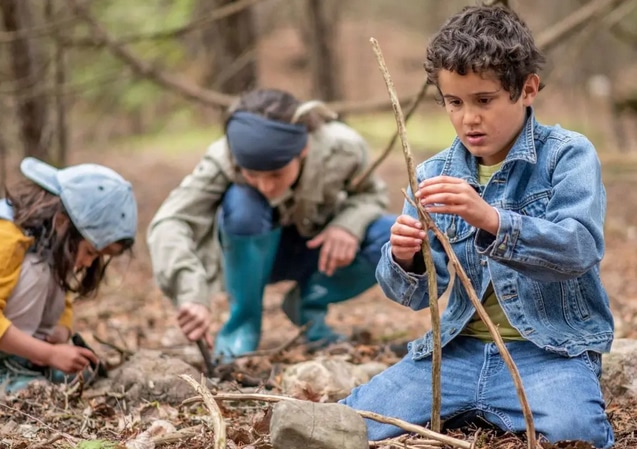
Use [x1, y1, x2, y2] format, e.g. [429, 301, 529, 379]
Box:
[226, 111, 308, 171]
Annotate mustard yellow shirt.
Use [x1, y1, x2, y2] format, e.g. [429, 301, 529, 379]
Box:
[461, 162, 524, 342]
[0, 220, 73, 340]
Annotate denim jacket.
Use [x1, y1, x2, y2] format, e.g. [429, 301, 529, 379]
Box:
[376, 108, 614, 359]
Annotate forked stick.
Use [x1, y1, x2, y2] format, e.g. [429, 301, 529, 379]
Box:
[369, 37, 538, 449]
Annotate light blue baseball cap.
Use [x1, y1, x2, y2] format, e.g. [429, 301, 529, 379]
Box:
[20, 157, 138, 250]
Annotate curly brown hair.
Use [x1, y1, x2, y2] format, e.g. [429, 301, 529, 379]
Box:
[424, 4, 545, 101]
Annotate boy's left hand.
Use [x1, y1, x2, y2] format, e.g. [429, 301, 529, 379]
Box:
[46, 325, 72, 344]
[307, 226, 359, 276]
[416, 176, 499, 234]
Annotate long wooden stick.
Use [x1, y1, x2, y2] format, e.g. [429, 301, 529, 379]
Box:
[368, 38, 538, 449]
[367, 38, 442, 433]
[179, 374, 226, 449]
[182, 392, 472, 449]
[350, 79, 430, 192]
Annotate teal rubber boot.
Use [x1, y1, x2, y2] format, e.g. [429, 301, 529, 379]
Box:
[213, 228, 282, 361]
[282, 256, 377, 345]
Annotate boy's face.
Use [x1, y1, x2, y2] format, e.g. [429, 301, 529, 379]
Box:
[240, 148, 307, 200]
[438, 69, 539, 166]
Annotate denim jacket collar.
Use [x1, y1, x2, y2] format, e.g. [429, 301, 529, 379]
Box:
[441, 107, 538, 183]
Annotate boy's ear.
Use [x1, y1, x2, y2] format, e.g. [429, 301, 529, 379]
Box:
[522, 74, 540, 106]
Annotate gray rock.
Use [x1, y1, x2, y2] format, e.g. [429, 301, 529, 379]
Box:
[601, 338, 637, 403]
[94, 349, 201, 405]
[270, 400, 368, 449]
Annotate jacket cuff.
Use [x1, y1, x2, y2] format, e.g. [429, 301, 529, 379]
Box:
[475, 208, 520, 260]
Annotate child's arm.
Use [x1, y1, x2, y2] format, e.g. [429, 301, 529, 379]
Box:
[376, 188, 451, 311]
[0, 325, 97, 373]
[147, 139, 232, 309]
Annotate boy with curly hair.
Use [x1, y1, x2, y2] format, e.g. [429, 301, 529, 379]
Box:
[342, 5, 614, 447]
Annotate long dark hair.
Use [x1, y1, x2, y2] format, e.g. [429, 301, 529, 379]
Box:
[6, 180, 133, 297]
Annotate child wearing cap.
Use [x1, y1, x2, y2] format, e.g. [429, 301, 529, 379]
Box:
[0, 157, 138, 392]
[148, 88, 395, 360]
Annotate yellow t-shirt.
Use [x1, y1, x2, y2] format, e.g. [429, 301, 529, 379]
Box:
[460, 162, 524, 342]
[0, 220, 73, 341]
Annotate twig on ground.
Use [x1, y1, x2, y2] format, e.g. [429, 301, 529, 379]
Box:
[29, 433, 64, 448]
[152, 425, 203, 447]
[368, 37, 538, 449]
[0, 402, 78, 444]
[181, 391, 472, 449]
[370, 37, 442, 434]
[233, 323, 310, 359]
[179, 374, 227, 449]
[92, 333, 133, 357]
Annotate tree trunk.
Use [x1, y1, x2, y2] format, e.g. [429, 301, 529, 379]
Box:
[305, 0, 341, 101]
[196, 0, 257, 94]
[45, 0, 68, 167]
[0, 0, 50, 161]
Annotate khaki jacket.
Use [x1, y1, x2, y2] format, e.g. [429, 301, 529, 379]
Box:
[147, 121, 388, 308]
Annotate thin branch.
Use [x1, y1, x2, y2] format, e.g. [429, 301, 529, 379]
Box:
[68, 0, 236, 110]
[535, 0, 631, 53]
[350, 79, 430, 192]
[67, 0, 266, 47]
[92, 333, 134, 357]
[346, 0, 632, 187]
[182, 392, 472, 449]
[0, 402, 78, 444]
[232, 322, 310, 359]
[0, 15, 78, 44]
[179, 374, 227, 449]
[369, 37, 538, 449]
[30, 433, 64, 449]
[368, 37, 442, 433]
[152, 425, 203, 447]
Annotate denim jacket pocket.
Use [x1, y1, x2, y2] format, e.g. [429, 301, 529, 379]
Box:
[566, 278, 592, 321]
[508, 191, 550, 218]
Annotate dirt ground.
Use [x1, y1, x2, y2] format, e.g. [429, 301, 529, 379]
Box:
[0, 144, 631, 449]
[3, 20, 637, 449]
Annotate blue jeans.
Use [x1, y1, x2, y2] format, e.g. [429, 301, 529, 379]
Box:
[341, 337, 614, 448]
[220, 183, 394, 283]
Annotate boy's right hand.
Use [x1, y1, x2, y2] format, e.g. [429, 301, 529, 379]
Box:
[390, 214, 427, 271]
[47, 344, 99, 374]
[177, 303, 213, 347]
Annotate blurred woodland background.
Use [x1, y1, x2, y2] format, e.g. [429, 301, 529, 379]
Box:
[0, 0, 636, 175]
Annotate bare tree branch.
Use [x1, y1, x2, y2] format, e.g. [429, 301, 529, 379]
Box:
[68, 0, 235, 109]
[536, 0, 630, 52]
[66, 0, 266, 47]
[55, 0, 637, 118]
[0, 14, 77, 44]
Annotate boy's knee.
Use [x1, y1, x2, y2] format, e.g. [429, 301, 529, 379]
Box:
[535, 413, 614, 449]
[221, 184, 273, 235]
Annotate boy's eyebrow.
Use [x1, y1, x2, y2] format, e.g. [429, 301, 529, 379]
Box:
[442, 89, 501, 98]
